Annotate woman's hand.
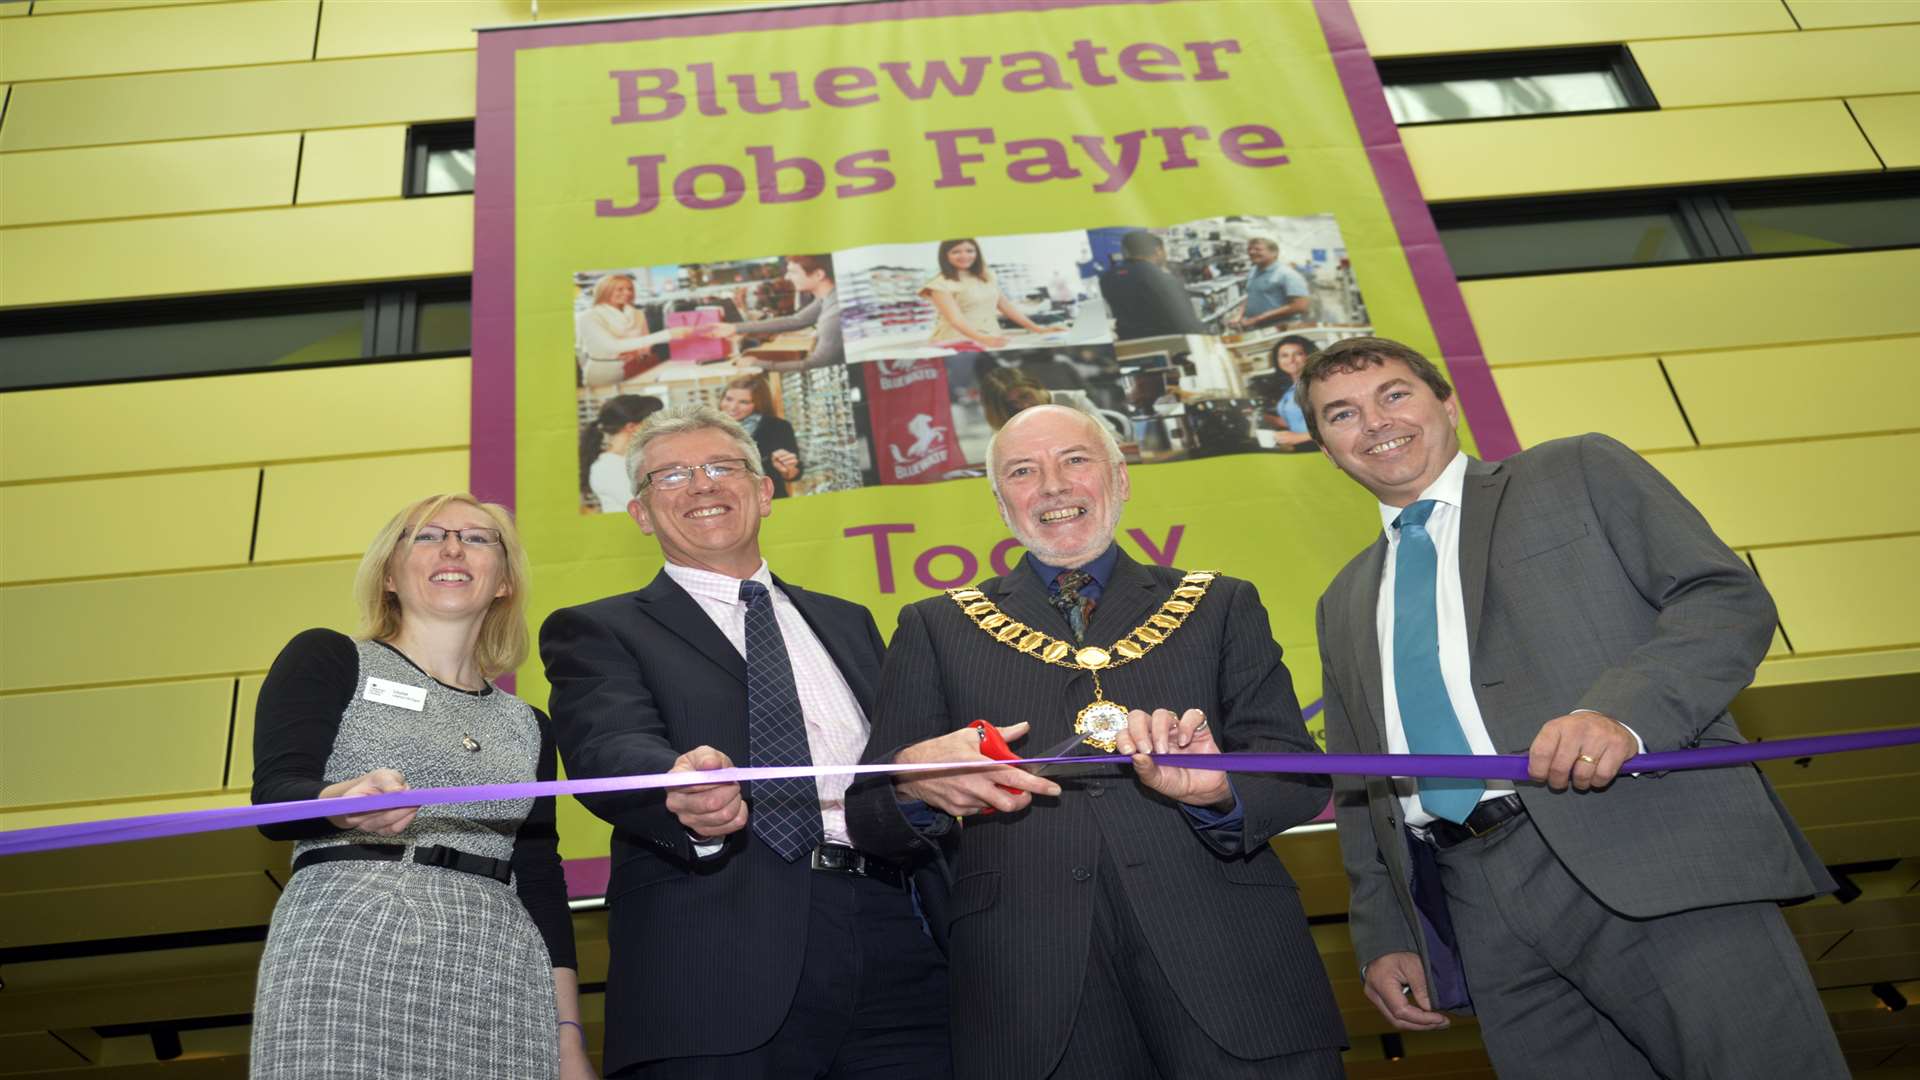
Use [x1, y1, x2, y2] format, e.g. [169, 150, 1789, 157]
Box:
[321, 768, 418, 835]
[770, 449, 801, 480]
[666, 325, 694, 341]
[706, 322, 739, 339]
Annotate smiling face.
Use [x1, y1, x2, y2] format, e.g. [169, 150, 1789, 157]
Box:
[384, 501, 510, 624]
[992, 405, 1130, 569]
[1247, 239, 1277, 268]
[1305, 357, 1460, 507]
[605, 276, 634, 307]
[629, 426, 773, 576]
[945, 241, 978, 272]
[1275, 342, 1310, 377]
[719, 387, 756, 421]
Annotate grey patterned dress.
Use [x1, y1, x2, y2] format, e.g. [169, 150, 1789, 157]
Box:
[249, 631, 573, 1079]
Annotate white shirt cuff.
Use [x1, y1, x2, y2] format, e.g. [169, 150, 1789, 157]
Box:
[689, 833, 725, 858]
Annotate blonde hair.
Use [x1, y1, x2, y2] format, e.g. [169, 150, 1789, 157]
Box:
[351, 493, 531, 678]
[590, 273, 636, 307]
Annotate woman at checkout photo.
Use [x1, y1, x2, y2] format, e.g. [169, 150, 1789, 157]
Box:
[707, 253, 842, 371]
[249, 494, 591, 1080]
[719, 373, 803, 498]
[1259, 334, 1318, 449]
[580, 394, 663, 513]
[920, 237, 1065, 351]
[576, 272, 692, 388]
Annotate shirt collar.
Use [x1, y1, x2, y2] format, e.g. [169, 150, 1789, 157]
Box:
[1028, 543, 1120, 592]
[1377, 451, 1469, 536]
[663, 559, 772, 604]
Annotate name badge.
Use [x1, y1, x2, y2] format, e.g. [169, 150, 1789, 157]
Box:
[364, 676, 427, 711]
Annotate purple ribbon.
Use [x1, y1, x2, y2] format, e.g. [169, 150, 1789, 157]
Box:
[4, 727, 1915, 858]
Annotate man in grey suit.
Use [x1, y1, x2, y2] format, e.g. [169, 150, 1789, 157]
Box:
[846, 404, 1346, 1079]
[1300, 337, 1845, 1076]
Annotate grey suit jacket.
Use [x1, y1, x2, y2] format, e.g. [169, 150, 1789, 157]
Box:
[847, 551, 1346, 1078]
[1319, 434, 1832, 984]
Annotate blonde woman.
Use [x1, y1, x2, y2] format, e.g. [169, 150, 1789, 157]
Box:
[250, 494, 591, 1079]
[577, 272, 692, 387]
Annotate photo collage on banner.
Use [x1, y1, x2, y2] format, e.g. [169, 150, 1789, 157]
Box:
[571, 215, 1372, 512]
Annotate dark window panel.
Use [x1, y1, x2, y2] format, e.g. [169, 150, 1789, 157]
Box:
[1439, 211, 1700, 278]
[406, 122, 477, 197]
[1377, 46, 1657, 126]
[415, 296, 473, 354]
[1730, 195, 1920, 255]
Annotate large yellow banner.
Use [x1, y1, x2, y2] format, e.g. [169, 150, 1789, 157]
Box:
[474, 0, 1516, 863]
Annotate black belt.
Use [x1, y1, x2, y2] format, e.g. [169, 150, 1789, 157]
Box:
[1421, 794, 1526, 849]
[809, 842, 905, 889]
[293, 843, 513, 885]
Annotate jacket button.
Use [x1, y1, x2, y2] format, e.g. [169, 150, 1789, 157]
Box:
[1088, 785, 1105, 798]
[1072, 866, 1091, 882]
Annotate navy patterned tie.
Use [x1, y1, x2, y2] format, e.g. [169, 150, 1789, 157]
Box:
[1050, 568, 1097, 643]
[739, 580, 821, 861]
[1392, 500, 1485, 823]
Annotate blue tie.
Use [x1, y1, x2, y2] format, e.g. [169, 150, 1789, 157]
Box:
[1392, 500, 1485, 824]
[740, 580, 822, 861]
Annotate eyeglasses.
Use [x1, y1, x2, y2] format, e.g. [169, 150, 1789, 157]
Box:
[410, 525, 502, 547]
[640, 458, 754, 491]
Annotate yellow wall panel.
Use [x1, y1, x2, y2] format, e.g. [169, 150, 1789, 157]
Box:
[1351, 0, 1794, 59]
[295, 126, 406, 204]
[0, 134, 298, 227]
[0, 0, 317, 84]
[1489, 357, 1693, 452]
[1754, 536, 1920, 655]
[254, 450, 469, 563]
[316, 0, 529, 58]
[0, 680, 232, 807]
[1650, 434, 1920, 549]
[29, 0, 241, 13]
[1664, 337, 1920, 445]
[0, 195, 473, 307]
[230, 674, 263, 790]
[0, 50, 475, 153]
[1850, 93, 1920, 168]
[1632, 24, 1920, 108]
[0, 560, 357, 693]
[1788, 1, 1920, 30]
[1402, 101, 1879, 203]
[1461, 249, 1920, 364]
[0, 358, 469, 483]
[0, 468, 257, 584]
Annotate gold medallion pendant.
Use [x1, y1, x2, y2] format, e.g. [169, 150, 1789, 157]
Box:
[948, 572, 1219, 752]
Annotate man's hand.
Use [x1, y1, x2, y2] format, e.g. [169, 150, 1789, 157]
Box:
[1116, 708, 1232, 810]
[1528, 711, 1638, 791]
[322, 769, 418, 835]
[1362, 952, 1450, 1031]
[664, 746, 747, 839]
[895, 722, 1061, 816]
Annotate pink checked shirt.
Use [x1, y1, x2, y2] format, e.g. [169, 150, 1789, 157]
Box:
[662, 561, 870, 847]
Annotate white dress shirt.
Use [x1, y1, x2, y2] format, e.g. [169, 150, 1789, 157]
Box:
[663, 560, 869, 848]
[1373, 452, 1515, 828]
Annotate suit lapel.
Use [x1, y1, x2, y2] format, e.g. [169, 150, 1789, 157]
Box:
[1348, 535, 1391, 753]
[992, 555, 1078, 641]
[1459, 458, 1509, 661]
[775, 575, 874, 712]
[634, 570, 746, 685]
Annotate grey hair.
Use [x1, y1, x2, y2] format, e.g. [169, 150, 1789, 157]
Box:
[626, 404, 764, 491]
[1247, 234, 1279, 253]
[986, 402, 1125, 500]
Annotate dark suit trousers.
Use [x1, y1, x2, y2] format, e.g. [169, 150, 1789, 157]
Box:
[1049, 847, 1344, 1080]
[1434, 815, 1845, 1079]
[622, 873, 950, 1080]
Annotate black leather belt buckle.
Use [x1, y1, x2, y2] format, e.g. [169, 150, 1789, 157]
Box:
[1425, 794, 1525, 850]
[809, 843, 906, 889]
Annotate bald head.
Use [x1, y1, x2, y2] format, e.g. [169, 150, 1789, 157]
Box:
[988, 404, 1130, 570]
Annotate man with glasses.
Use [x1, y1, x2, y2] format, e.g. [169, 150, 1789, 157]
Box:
[541, 405, 950, 1078]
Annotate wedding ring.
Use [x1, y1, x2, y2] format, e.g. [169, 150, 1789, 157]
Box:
[1578, 754, 1597, 764]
